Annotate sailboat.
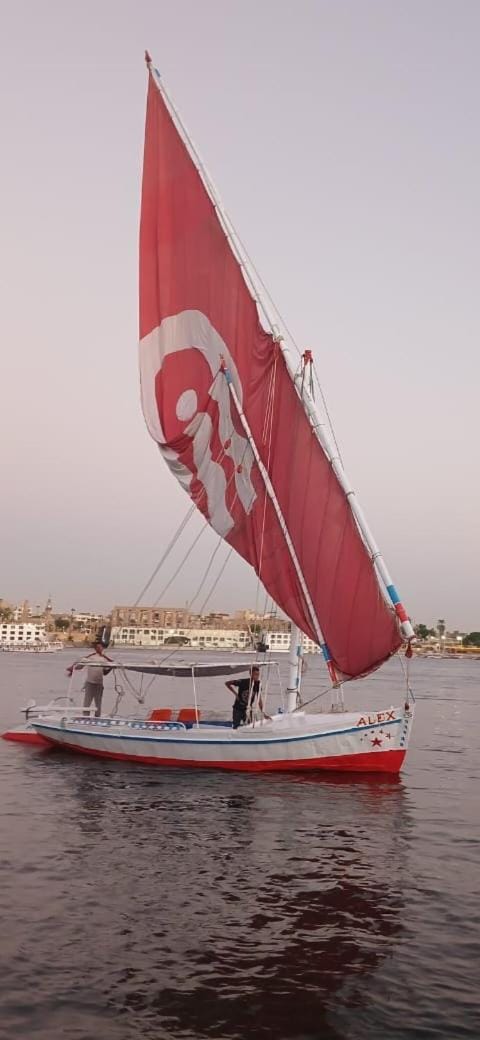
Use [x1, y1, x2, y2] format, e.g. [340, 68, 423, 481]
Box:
[32, 55, 415, 772]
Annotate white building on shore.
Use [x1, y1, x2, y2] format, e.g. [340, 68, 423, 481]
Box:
[0, 622, 47, 645]
[111, 626, 319, 654]
[72, 612, 105, 629]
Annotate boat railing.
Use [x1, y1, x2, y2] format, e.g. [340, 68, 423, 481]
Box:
[22, 698, 93, 721]
[72, 717, 188, 732]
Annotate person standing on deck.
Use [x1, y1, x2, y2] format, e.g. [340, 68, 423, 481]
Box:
[226, 665, 267, 728]
[66, 643, 114, 718]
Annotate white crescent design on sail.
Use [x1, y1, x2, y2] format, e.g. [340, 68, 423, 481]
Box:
[139, 309, 256, 536]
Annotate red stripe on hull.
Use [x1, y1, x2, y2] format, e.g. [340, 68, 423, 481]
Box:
[42, 738, 406, 774]
[2, 730, 49, 746]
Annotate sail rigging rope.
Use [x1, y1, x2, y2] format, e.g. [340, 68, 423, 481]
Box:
[152, 523, 209, 608]
[397, 650, 416, 704]
[133, 502, 197, 607]
[132, 369, 225, 607]
[292, 683, 333, 712]
[118, 668, 147, 704]
[197, 545, 234, 616]
[186, 429, 254, 608]
[133, 373, 240, 611]
[163, 425, 253, 618]
[312, 361, 343, 466]
[109, 669, 147, 716]
[185, 534, 225, 613]
[241, 235, 344, 469]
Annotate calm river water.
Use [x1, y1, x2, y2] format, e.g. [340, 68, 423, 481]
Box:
[0, 651, 479, 1039]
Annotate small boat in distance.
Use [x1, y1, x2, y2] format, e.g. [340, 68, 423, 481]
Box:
[30, 54, 415, 772]
[1, 639, 64, 653]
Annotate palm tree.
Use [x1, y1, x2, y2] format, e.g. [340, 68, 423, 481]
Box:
[437, 619, 446, 638]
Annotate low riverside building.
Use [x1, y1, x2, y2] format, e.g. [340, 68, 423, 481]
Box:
[111, 605, 292, 633]
[270, 632, 319, 654]
[111, 605, 191, 628]
[72, 612, 105, 626]
[0, 622, 47, 645]
[111, 626, 251, 649]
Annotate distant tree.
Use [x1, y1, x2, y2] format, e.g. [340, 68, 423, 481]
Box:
[437, 619, 446, 638]
[414, 623, 431, 641]
[54, 617, 70, 632]
[462, 632, 480, 648]
[0, 606, 13, 622]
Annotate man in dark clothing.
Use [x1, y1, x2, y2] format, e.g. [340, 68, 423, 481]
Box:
[226, 666, 263, 729]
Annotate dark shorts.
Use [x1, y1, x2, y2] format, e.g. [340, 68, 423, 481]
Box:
[232, 704, 247, 729]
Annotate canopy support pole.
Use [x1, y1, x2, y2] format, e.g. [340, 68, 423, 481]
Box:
[191, 666, 200, 728]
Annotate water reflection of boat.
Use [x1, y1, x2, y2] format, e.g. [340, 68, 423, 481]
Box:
[65, 766, 409, 1038]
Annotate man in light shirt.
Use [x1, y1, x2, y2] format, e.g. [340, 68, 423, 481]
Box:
[67, 642, 114, 717]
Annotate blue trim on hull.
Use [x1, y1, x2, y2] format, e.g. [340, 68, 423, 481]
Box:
[34, 717, 402, 748]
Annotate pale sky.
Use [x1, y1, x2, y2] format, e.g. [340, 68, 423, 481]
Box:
[1, 0, 479, 629]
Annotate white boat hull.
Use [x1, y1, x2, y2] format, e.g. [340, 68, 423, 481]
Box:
[32, 704, 413, 773]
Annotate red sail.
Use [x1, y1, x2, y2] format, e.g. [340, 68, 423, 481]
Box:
[139, 70, 402, 678]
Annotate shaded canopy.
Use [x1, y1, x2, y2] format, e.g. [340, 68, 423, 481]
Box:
[84, 660, 266, 678]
